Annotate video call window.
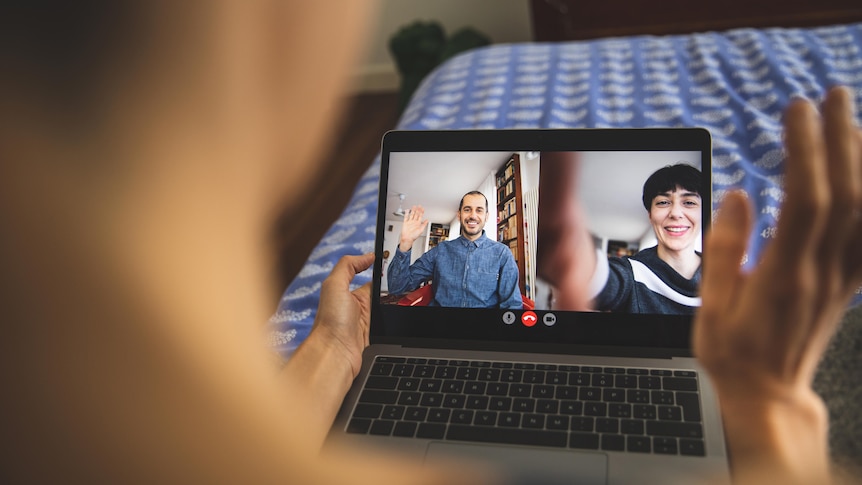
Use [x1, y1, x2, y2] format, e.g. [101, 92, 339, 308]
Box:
[379, 150, 703, 316]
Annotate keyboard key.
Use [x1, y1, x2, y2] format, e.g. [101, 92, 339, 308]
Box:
[658, 406, 682, 421]
[634, 404, 657, 420]
[601, 434, 625, 451]
[524, 370, 545, 383]
[514, 363, 535, 370]
[420, 393, 443, 407]
[627, 389, 651, 404]
[615, 375, 638, 388]
[359, 389, 397, 405]
[427, 408, 451, 423]
[376, 356, 406, 364]
[604, 367, 626, 374]
[536, 399, 559, 414]
[370, 362, 393, 376]
[466, 395, 489, 410]
[487, 382, 509, 396]
[417, 423, 446, 439]
[663, 377, 698, 391]
[547, 415, 569, 430]
[545, 371, 567, 385]
[498, 412, 521, 427]
[489, 397, 512, 411]
[592, 374, 614, 387]
[556, 386, 579, 400]
[474, 411, 497, 426]
[419, 379, 442, 392]
[626, 368, 649, 375]
[397, 392, 420, 406]
[674, 370, 697, 378]
[397, 378, 420, 391]
[653, 437, 678, 454]
[450, 410, 474, 424]
[627, 435, 651, 452]
[447, 425, 567, 448]
[456, 367, 478, 380]
[478, 368, 501, 381]
[382, 405, 405, 420]
[406, 358, 427, 365]
[638, 376, 662, 389]
[580, 388, 602, 401]
[463, 381, 486, 395]
[584, 402, 607, 416]
[434, 366, 457, 379]
[347, 418, 371, 434]
[603, 389, 626, 402]
[680, 439, 706, 456]
[501, 369, 523, 382]
[580, 366, 602, 373]
[392, 364, 414, 377]
[492, 362, 513, 369]
[412, 365, 435, 378]
[393, 421, 417, 437]
[560, 401, 583, 415]
[523, 414, 545, 429]
[650, 369, 672, 376]
[441, 380, 464, 393]
[646, 421, 703, 438]
[353, 403, 382, 419]
[558, 365, 580, 372]
[675, 392, 702, 422]
[369, 420, 394, 436]
[596, 418, 619, 433]
[404, 407, 427, 421]
[508, 383, 531, 397]
[470, 361, 491, 368]
[651, 390, 674, 405]
[532, 385, 554, 399]
[621, 419, 644, 435]
[442, 394, 466, 409]
[513, 398, 535, 413]
[569, 432, 600, 449]
[569, 373, 591, 386]
[608, 403, 632, 418]
[570, 417, 594, 432]
[536, 364, 557, 371]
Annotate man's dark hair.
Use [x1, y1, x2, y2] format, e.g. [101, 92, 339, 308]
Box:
[459, 191, 488, 211]
[641, 164, 702, 210]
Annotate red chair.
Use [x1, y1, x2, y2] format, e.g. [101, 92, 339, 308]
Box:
[396, 283, 534, 310]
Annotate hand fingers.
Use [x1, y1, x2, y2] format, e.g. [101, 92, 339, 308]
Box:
[325, 253, 375, 290]
[700, 191, 752, 318]
[772, 97, 830, 266]
[820, 87, 861, 287]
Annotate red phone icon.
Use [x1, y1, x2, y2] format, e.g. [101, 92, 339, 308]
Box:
[521, 311, 538, 327]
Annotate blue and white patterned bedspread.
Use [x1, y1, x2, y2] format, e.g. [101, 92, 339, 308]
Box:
[271, 23, 862, 356]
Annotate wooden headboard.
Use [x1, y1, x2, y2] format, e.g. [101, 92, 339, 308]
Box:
[530, 0, 862, 41]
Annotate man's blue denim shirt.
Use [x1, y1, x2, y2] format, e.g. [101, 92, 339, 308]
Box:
[387, 232, 522, 309]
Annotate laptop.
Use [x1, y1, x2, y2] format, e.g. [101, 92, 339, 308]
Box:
[329, 129, 730, 484]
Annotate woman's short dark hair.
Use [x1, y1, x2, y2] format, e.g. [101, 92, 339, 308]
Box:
[641, 164, 702, 210]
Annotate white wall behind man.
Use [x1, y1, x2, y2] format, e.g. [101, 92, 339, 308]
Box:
[355, 0, 533, 92]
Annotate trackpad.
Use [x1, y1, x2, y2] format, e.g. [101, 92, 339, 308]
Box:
[425, 442, 607, 485]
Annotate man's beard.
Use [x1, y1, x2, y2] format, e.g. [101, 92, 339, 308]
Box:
[461, 218, 483, 236]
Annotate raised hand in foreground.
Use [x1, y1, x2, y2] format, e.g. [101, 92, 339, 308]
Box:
[694, 86, 862, 484]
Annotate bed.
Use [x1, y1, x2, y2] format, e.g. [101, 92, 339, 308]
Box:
[271, 18, 862, 469]
[272, 20, 862, 351]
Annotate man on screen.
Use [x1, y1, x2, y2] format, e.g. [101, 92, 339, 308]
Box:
[539, 161, 703, 314]
[387, 191, 523, 309]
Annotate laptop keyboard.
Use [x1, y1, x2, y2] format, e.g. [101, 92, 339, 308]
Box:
[346, 356, 706, 456]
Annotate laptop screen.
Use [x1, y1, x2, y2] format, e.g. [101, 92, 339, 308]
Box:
[372, 129, 711, 354]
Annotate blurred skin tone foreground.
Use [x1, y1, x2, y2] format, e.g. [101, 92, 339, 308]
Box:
[1, 2, 861, 484]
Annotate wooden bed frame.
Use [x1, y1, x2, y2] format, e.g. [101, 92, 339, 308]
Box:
[530, 0, 862, 41]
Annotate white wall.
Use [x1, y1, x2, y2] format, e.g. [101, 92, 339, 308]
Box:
[355, 0, 533, 92]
